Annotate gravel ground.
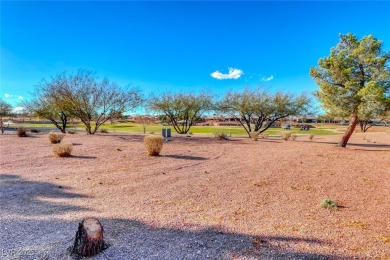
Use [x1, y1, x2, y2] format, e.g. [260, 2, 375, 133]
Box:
[0, 130, 389, 259]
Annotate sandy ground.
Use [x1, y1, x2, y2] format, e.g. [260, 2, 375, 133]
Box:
[0, 130, 389, 259]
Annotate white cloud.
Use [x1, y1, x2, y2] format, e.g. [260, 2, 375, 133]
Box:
[4, 93, 11, 98]
[13, 107, 26, 113]
[18, 96, 24, 100]
[211, 67, 243, 80]
[261, 75, 274, 82]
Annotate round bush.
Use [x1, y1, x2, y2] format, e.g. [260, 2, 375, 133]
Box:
[48, 132, 65, 144]
[144, 135, 163, 156]
[52, 142, 73, 157]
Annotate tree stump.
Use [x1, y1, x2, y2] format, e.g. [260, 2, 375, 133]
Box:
[72, 218, 105, 257]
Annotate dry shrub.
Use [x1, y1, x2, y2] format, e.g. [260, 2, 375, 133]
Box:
[67, 130, 76, 134]
[215, 132, 229, 140]
[144, 135, 163, 156]
[250, 132, 260, 141]
[99, 128, 109, 133]
[52, 142, 73, 157]
[291, 134, 297, 141]
[17, 126, 28, 137]
[281, 132, 291, 141]
[30, 128, 39, 133]
[308, 134, 314, 141]
[48, 132, 65, 144]
[261, 133, 269, 139]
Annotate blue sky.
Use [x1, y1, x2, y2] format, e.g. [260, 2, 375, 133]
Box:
[1, 1, 390, 108]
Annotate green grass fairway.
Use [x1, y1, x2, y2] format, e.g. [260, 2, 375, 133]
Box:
[19, 121, 339, 136]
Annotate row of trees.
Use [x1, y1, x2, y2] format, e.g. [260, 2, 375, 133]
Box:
[2, 33, 389, 147]
[150, 90, 310, 136]
[20, 71, 311, 138]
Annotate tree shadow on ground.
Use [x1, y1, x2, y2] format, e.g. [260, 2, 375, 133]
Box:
[0, 217, 345, 260]
[0, 174, 89, 216]
[316, 141, 390, 150]
[98, 219, 342, 260]
[0, 176, 346, 259]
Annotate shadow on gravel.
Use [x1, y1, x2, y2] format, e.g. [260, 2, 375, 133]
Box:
[0, 174, 89, 216]
[0, 176, 344, 259]
[98, 219, 340, 260]
[0, 216, 342, 260]
[69, 155, 97, 159]
[317, 141, 390, 150]
[163, 155, 207, 160]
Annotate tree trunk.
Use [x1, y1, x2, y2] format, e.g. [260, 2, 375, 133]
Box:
[359, 121, 364, 132]
[337, 114, 358, 147]
[72, 218, 106, 257]
[0, 119, 4, 134]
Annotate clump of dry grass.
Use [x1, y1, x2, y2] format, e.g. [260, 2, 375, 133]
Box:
[17, 126, 28, 137]
[99, 128, 109, 133]
[52, 142, 73, 157]
[48, 132, 65, 144]
[250, 132, 260, 141]
[215, 132, 229, 141]
[291, 134, 297, 141]
[261, 133, 269, 139]
[281, 132, 291, 141]
[308, 134, 315, 141]
[144, 135, 163, 156]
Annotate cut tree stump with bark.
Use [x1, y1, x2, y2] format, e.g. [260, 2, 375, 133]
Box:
[72, 218, 106, 257]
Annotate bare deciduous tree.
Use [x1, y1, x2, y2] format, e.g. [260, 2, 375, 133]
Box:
[23, 77, 71, 133]
[0, 99, 13, 134]
[217, 88, 310, 138]
[26, 70, 141, 134]
[57, 70, 141, 134]
[148, 92, 212, 134]
[134, 115, 155, 134]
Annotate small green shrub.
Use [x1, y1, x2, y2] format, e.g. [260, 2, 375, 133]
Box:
[17, 127, 28, 137]
[320, 198, 338, 210]
[281, 132, 291, 141]
[215, 132, 229, 140]
[291, 134, 297, 141]
[48, 132, 65, 144]
[144, 135, 163, 156]
[99, 128, 109, 133]
[52, 142, 73, 157]
[308, 134, 314, 141]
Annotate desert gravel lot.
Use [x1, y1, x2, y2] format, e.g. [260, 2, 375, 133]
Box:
[0, 131, 389, 259]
